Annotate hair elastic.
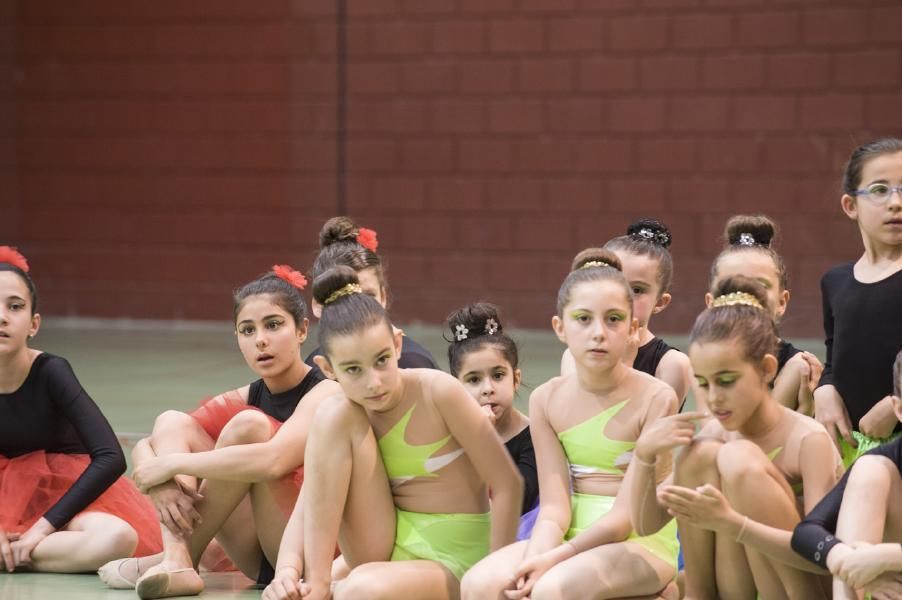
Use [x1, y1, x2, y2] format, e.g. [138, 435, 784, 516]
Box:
[324, 283, 363, 306]
[712, 292, 764, 310]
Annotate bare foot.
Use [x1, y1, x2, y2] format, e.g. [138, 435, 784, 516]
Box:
[136, 562, 204, 599]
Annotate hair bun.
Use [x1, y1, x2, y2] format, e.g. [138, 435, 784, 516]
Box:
[319, 216, 360, 249]
[446, 302, 503, 343]
[626, 218, 672, 249]
[312, 265, 360, 306]
[724, 215, 776, 248]
[570, 248, 623, 273]
[711, 275, 770, 312]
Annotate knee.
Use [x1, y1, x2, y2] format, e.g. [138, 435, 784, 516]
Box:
[217, 410, 273, 447]
[461, 562, 507, 599]
[94, 519, 139, 561]
[675, 438, 722, 482]
[847, 455, 893, 493]
[334, 567, 391, 600]
[716, 440, 769, 485]
[531, 570, 569, 600]
[153, 410, 194, 435]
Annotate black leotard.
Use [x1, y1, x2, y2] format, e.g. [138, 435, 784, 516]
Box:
[817, 263, 902, 431]
[632, 337, 673, 377]
[504, 426, 538, 514]
[247, 368, 326, 423]
[792, 436, 902, 568]
[0, 353, 125, 528]
[777, 339, 802, 373]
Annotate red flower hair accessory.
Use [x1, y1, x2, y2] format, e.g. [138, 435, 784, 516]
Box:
[0, 246, 29, 273]
[272, 264, 308, 290]
[356, 228, 379, 252]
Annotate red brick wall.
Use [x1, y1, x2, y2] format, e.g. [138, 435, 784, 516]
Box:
[8, 1, 902, 337]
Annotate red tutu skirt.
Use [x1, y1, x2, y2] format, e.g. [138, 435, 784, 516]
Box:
[188, 396, 304, 489]
[0, 451, 163, 556]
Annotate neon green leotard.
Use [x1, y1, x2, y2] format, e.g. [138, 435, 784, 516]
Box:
[377, 401, 488, 580]
[557, 399, 679, 568]
[377, 403, 464, 487]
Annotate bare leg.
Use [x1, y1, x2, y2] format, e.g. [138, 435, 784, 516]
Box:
[460, 540, 529, 600]
[529, 541, 674, 600]
[27, 512, 138, 572]
[674, 438, 755, 600]
[139, 411, 297, 598]
[833, 455, 902, 600]
[335, 560, 460, 600]
[302, 397, 395, 589]
[717, 440, 826, 600]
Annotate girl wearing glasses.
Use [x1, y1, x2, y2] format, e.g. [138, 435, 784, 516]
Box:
[814, 138, 902, 466]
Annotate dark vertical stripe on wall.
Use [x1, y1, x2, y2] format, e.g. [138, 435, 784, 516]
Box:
[335, 0, 347, 215]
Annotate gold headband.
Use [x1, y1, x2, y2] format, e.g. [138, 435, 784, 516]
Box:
[323, 283, 363, 306]
[581, 260, 610, 269]
[711, 291, 764, 310]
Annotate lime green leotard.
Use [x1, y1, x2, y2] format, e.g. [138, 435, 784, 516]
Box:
[557, 400, 679, 568]
[377, 402, 489, 580]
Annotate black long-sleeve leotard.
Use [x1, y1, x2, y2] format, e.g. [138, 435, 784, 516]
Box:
[817, 263, 902, 432]
[0, 353, 125, 529]
[791, 436, 902, 568]
[504, 426, 538, 514]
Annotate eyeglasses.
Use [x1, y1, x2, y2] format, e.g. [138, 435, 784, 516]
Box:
[853, 183, 902, 205]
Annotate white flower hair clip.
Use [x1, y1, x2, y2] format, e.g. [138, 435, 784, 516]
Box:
[454, 324, 469, 341]
[485, 318, 499, 335]
[638, 228, 655, 240]
[738, 232, 756, 246]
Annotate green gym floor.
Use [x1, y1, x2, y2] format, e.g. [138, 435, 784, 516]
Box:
[2, 319, 824, 598]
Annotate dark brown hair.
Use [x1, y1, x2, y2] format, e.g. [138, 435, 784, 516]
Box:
[710, 214, 788, 292]
[0, 263, 38, 315]
[604, 218, 674, 294]
[312, 216, 385, 292]
[689, 275, 778, 372]
[557, 248, 632, 316]
[842, 138, 902, 195]
[446, 302, 518, 378]
[233, 270, 308, 327]
[311, 265, 392, 357]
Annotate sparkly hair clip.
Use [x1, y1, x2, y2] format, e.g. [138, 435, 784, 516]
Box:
[323, 283, 363, 306]
[0, 246, 30, 273]
[485, 318, 499, 335]
[737, 232, 757, 247]
[632, 227, 671, 247]
[712, 291, 764, 310]
[581, 260, 610, 269]
[454, 324, 469, 341]
[356, 227, 379, 253]
[272, 264, 308, 290]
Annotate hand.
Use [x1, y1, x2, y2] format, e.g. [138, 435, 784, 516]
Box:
[0, 529, 21, 573]
[866, 572, 902, 600]
[482, 405, 498, 427]
[795, 352, 823, 416]
[622, 325, 643, 369]
[658, 484, 741, 534]
[832, 542, 898, 588]
[9, 518, 54, 569]
[635, 412, 707, 464]
[814, 385, 855, 450]
[262, 567, 308, 600]
[133, 455, 177, 493]
[859, 397, 898, 440]
[504, 548, 566, 599]
[148, 481, 203, 537]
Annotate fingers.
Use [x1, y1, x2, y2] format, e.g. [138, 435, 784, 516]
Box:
[1, 534, 14, 572]
[836, 416, 856, 448]
[821, 420, 842, 452]
[165, 504, 193, 537]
